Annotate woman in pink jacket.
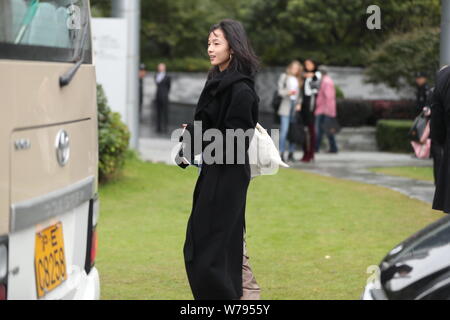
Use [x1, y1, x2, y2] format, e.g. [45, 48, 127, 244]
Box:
[315, 66, 338, 153]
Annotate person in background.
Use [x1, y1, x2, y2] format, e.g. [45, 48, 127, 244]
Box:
[155, 63, 171, 133]
[300, 59, 321, 162]
[415, 72, 430, 116]
[315, 65, 338, 153]
[430, 65, 450, 213]
[139, 63, 147, 121]
[277, 60, 303, 162]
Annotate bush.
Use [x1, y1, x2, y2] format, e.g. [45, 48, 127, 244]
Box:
[97, 84, 130, 183]
[368, 100, 417, 125]
[335, 85, 344, 99]
[376, 120, 413, 153]
[336, 99, 372, 127]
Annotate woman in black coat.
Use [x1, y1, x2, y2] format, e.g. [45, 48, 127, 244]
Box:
[300, 59, 321, 162]
[431, 65, 450, 213]
[181, 19, 260, 300]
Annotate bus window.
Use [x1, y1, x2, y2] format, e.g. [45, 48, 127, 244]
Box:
[0, 0, 92, 64]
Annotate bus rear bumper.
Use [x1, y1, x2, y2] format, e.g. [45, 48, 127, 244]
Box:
[71, 267, 100, 300]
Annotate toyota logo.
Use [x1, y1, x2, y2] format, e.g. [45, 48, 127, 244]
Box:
[55, 130, 70, 167]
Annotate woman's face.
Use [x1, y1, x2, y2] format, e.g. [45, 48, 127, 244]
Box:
[304, 60, 315, 72]
[290, 63, 301, 76]
[208, 29, 232, 70]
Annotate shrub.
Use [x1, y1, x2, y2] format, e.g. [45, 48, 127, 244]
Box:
[369, 100, 416, 125]
[97, 84, 130, 182]
[336, 99, 373, 127]
[376, 120, 413, 153]
[335, 85, 344, 99]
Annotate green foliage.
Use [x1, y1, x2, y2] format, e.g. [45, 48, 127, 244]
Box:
[335, 85, 344, 99]
[92, 0, 441, 70]
[235, 0, 439, 67]
[89, 0, 111, 17]
[97, 84, 130, 183]
[376, 119, 413, 153]
[365, 28, 440, 90]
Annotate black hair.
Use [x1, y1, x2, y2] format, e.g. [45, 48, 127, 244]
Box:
[303, 58, 317, 72]
[207, 19, 260, 79]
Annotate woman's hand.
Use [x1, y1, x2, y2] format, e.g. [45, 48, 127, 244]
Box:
[296, 104, 302, 111]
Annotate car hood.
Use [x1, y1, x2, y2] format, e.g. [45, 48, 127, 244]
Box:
[379, 215, 450, 299]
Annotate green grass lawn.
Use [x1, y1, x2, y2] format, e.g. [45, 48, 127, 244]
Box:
[369, 166, 434, 182]
[96, 157, 444, 300]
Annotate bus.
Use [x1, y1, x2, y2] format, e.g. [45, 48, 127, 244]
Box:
[0, 0, 100, 299]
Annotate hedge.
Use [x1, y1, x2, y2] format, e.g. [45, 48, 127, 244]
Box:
[376, 120, 413, 153]
[335, 99, 416, 127]
[97, 84, 130, 183]
[368, 100, 416, 125]
[336, 99, 372, 127]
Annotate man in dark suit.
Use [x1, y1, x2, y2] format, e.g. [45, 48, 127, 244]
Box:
[155, 63, 171, 133]
[415, 72, 430, 116]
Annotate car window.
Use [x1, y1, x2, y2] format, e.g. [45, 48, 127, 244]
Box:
[0, 0, 91, 63]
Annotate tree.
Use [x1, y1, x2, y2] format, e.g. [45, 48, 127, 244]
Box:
[364, 28, 440, 90]
[243, 0, 440, 66]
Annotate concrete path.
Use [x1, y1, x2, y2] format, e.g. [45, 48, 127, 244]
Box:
[138, 133, 435, 204]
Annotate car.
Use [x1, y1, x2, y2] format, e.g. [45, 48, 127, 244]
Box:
[362, 214, 450, 300]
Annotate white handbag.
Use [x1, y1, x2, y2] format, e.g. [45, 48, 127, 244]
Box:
[248, 123, 289, 179]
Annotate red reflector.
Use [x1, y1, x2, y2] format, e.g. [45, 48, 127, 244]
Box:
[90, 229, 98, 267]
[0, 284, 6, 300]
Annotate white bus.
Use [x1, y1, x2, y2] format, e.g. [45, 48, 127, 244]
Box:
[0, 0, 100, 299]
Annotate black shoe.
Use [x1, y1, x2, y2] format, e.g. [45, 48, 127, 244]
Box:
[288, 152, 294, 161]
[280, 153, 285, 162]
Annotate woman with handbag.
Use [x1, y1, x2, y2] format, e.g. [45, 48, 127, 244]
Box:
[180, 19, 261, 300]
[277, 60, 303, 162]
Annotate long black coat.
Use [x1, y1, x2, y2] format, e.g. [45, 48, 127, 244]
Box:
[183, 68, 259, 300]
[431, 66, 450, 213]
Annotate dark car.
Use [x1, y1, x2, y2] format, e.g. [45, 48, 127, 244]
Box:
[362, 215, 450, 300]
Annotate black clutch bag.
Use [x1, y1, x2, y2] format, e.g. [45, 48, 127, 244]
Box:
[288, 113, 306, 145]
[322, 117, 341, 135]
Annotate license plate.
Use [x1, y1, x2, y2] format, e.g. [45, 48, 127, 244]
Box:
[34, 222, 67, 298]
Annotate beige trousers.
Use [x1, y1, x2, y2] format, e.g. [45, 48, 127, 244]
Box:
[239, 233, 261, 300]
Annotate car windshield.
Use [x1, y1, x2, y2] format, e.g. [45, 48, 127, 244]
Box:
[392, 217, 450, 263]
[0, 0, 91, 63]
